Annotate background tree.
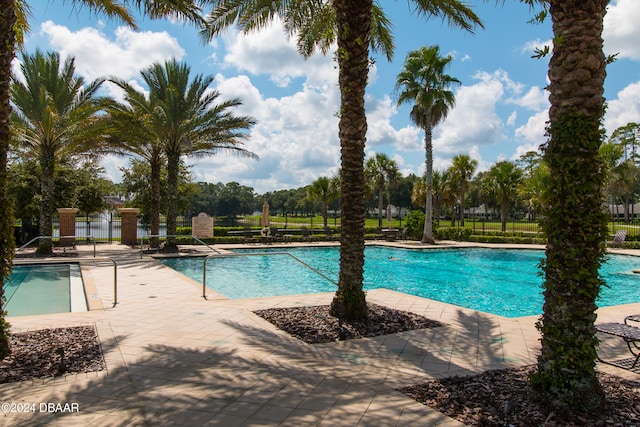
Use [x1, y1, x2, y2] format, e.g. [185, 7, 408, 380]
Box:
[106, 77, 166, 248]
[449, 154, 477, 227]
[395, 45, 460, 243]
[390, 173, 419, 223]
[529, 0, 610, 412]
[609, 122, 640, 162]
[517, 150, 547, 221]
[487, 160, 523, 231]
[10, 50, 109, 254]
[216, 182, 256, 218]
[365, 153, 400, 228]
[202, 0, 481, 320]
[135, 59, 256, 251]
[120, 158, 168, 229]
[308, 176, 339, 227]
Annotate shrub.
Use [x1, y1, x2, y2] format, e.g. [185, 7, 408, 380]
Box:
[404, 210, 425, 240]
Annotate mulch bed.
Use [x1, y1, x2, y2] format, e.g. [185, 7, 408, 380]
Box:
[0, 325, 105, 384]
[253, 303, 445, 344]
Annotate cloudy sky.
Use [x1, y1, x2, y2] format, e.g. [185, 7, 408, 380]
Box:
[21, 0, 640, 194]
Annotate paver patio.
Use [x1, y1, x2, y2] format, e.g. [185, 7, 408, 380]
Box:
[2, 242, 639, 426]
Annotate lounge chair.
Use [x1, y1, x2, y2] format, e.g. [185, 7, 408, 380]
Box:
[596, 314, 640, 368]
[610, 230, 627, 247]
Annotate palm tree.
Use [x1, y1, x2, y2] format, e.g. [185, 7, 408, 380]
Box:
[365, 153, 400, 228]
[136, 59, 257, 251]
[105, 80, 165, 248]
[11, 50, 109, 254]
[0, 0, 206, 361]
[202, 0, 482, 320]
[487, 161, 522, 232]
[450, 154, 477, 227]
[395, 46, 459, 244]
[308, 176, 339, 228]
[529, 0, 610, 412]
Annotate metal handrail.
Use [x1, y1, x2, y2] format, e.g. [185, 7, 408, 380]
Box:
[139, 234, 221, 258]
[201, 252, 338, 299]
[14, 257, 118, 308]
[16, 235, 97, 257]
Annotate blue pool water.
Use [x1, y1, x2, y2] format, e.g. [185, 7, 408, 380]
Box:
[158, 247, 640, 317]
[5, 264, 87, 316]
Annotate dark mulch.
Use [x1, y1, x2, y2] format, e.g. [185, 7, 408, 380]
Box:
[0, 326, 105, 384]
[253, 303, 444, 344]
[400, 365, 640, 426]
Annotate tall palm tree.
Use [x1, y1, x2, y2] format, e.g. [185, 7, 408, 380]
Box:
[487, 160, 522, 232]
[0, 0, 19, 360]
[395, 46, 459, 244]
[529, 0, 610, 412]
[136, 59, 257, 251]
[0, 0, 206, 361]
[105, 80, 165, 248]
[450, 154, 477, 227]
[365, 153, 400, 228]
[308, 176, 339, 228]
[11, 50, 109, 254]
[202, 0, 482, 320]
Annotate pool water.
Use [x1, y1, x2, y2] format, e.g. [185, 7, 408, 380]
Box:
[5, 264, 87, 316]
[158, 247, 640, 318]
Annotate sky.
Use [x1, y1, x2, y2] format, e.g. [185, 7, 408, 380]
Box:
[19, 0, 640, 194]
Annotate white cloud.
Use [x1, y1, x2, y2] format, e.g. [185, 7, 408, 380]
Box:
[434, 70, 506, 155]
[40, 21, 185, 81]
[604, 0, 640, 60]
[220, 20, 336, 89]
[605, 81, 640, 134]
[520, 38, 552, 57]
[506, 86, 548, 111]
[514, 109, 548, 148]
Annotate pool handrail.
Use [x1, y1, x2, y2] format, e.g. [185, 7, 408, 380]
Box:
[16, 235, 97, 257]
[139, 234, 222, 258]
[202, 252, 338, 299]
[13, 256, 118, 308]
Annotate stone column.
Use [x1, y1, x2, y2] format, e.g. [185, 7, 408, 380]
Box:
[118, 208, 140, 246]
[57, 208, 78, 247]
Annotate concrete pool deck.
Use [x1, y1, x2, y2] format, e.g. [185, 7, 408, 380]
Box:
[2, 241, 640, 426]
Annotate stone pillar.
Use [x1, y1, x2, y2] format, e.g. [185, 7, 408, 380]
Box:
[57, 208, 78, 247]
[118, 208, 140, 246]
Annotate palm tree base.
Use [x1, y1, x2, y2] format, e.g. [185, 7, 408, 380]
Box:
[330, 292, 367, 321]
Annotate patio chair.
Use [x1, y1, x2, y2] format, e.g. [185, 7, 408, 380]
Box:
[596, 314, 640, 369]
[610, 230, 627, 247]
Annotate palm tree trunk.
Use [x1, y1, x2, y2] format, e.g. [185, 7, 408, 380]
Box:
[37, 149, 55, 254]
[322, 201, 328, 228]
[377, 187, 384, 228]
[149, 156, 161, 249]
[459, 181, 466, 227]
[330, 0, 371, 321]
[0, 0, 16, 360]
[423, 126, 434, 244]
[500, 198, 508, 232]
[165, 152, 179, 252]
[530, 0, 608, 412]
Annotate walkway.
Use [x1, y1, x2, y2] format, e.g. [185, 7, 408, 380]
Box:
[2, 242, 639, 426]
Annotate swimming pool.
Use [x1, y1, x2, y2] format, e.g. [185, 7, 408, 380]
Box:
[5, 263, 87, 316]
[158, 247, 640, 318]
